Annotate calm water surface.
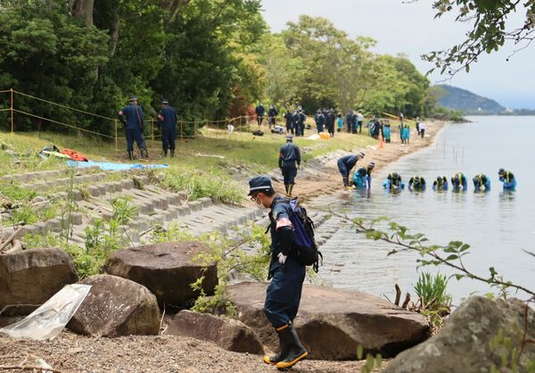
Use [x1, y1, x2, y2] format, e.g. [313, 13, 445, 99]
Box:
[312, 116, 535, 303]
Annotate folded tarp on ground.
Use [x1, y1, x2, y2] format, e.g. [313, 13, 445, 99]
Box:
[67, 160, 168, 171]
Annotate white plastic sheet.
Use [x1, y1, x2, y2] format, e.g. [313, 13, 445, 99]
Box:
[0, 284, 91, 340]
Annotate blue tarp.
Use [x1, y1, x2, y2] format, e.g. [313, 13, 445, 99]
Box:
[67, 160, 168, 171]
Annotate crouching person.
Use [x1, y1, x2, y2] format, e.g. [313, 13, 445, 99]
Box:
[247, 176, 308, 369]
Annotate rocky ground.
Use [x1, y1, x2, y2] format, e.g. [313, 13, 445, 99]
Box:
[0, 332, 385, 373]
[0, 123, 446, 373]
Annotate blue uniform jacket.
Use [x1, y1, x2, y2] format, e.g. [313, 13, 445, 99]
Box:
[279, 143, 301, 168]
[338, 155, 358, 171]
[159, 106, 177, 130]
[120, 104, 144, 130]
[268, 196, 293, 277]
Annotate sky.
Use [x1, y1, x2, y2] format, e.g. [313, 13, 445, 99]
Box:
[261, 0, 535, 109]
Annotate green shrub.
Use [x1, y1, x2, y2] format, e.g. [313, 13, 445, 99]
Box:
[0, 184, 37, 201]
[414, 272, 452, 310]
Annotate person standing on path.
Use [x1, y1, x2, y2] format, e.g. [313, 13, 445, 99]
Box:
[118, 96, 149, 160]
[337, 152, 366, 189]
[293, 108, 306, 137]
[284, 110, 294, 135]
[279, 136, 301, 196]
[326, 109, 335, 137]
[314, 110, 325, 133]
[419, 120, 426, 139]
[256, 103, 265, 126]
[268, 104, 278, 129]
[247, 176, 308, 370]
[157, 99, 177, 158]
[356, 111, 364, 133]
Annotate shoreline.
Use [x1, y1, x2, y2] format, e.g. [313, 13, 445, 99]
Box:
[275, 120, 448, 202]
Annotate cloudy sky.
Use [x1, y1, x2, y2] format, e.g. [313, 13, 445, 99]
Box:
[262, 0, 535, 109]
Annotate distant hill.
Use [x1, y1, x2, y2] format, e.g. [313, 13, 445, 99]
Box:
[434, 84, 506, 115]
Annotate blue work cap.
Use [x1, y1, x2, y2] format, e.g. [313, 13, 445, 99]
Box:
[248, 175, 273, 195]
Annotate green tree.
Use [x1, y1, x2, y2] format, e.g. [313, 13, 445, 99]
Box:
[423, 0, 535, 75]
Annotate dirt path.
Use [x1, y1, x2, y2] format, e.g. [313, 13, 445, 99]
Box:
[284, 121, 446, 201]
[0, 333, 385, 373]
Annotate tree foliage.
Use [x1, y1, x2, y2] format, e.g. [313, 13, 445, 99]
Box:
[424, 0, 535, 75]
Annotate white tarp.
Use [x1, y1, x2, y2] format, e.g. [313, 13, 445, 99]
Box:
[0, 284, 91, 340]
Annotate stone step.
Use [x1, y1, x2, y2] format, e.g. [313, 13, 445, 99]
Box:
[0, 166, 101, 184]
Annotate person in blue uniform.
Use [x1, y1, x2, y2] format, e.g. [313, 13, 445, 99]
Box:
[326, 109, 335, 137]
[498, 169, 517, 191]
[314, 110, 325, 133]
[284, 110, 294, 135]
[409, 176, 426, 191]
[279, 136, 301, 196]
[451, 172, 468, 192]
[118, 97, 148, 160]
[473, 174, 491, 192]
[256, 104, 265, 126]
[383, 172, 405, 191]
[383, 121, 392, 143]
[353, 162, 375, 190]
[293, 108, 306, 137]
[337, 152, 366, 189]
[248, 176, 308, 369]
[268, 105, 278, 129]
[157, 99, 177, 158]
[433, 176, 448, 191]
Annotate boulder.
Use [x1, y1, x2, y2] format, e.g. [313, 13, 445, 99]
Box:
[68, 274, 160, 337]
[383, 296, 535, 373]
[165, 310, 264, 354]
[0, 248, 77, 311]
[228, 282, 430, 360]
[104, 241, 217, 308]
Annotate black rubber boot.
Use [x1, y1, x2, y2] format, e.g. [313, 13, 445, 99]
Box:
[284, 184, 289, 195]
[142, 147, 149, 159]
[128, 151, 134, 160]
[170, 149, 175, 158]
[288, 184, 294, 197]
[343, 176, 349, 187]
[275, 325, 308, 370]
[163, 149, 168, 158]
[263, 326, 289, 365]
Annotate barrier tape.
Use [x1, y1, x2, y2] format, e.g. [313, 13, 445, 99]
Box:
[0, 108, 11, 112]
[13, 90, 116, 121]
[13, 108, 114, 139]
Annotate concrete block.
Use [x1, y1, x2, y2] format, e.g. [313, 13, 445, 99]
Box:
[189, 201, 203, 212]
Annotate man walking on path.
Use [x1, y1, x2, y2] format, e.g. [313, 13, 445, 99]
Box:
[256, 103, 265, 126]
[279, 136, 301, 196]
[419, 120, 426, 138]
[284, 110, 294, 135]
[247, 176, 308, 370]
[118, 97, 149, 160]
[157, 99, 177, 157]
[337, 152, 365, 189]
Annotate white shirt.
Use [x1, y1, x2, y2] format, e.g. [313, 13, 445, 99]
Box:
[419, 122, 426, 130]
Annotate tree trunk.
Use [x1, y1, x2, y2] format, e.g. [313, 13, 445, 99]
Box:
[72, 0, 95, 27]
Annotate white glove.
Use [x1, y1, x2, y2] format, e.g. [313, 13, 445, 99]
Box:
[278, 252, 287, 264]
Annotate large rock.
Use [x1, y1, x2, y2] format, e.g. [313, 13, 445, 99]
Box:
[68, 274, 160, 337]
[0, 248, 77, 310]
[228, 282, 429, 360]
[383, 296, 535, 373]
[165, 310, 264, 354]
[104, 241, 217, 308]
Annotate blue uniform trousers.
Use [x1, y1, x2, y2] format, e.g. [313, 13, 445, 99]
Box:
[264, 257, 306, 328]
[161, 126, 176, 151]
[125, 128, 146, 152]
[282, 166, 297, 185]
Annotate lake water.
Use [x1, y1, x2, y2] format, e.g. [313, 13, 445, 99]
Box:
[311, 116, 535, 304]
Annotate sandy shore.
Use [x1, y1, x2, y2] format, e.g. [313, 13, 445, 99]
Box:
[284, 120, 447, 201]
